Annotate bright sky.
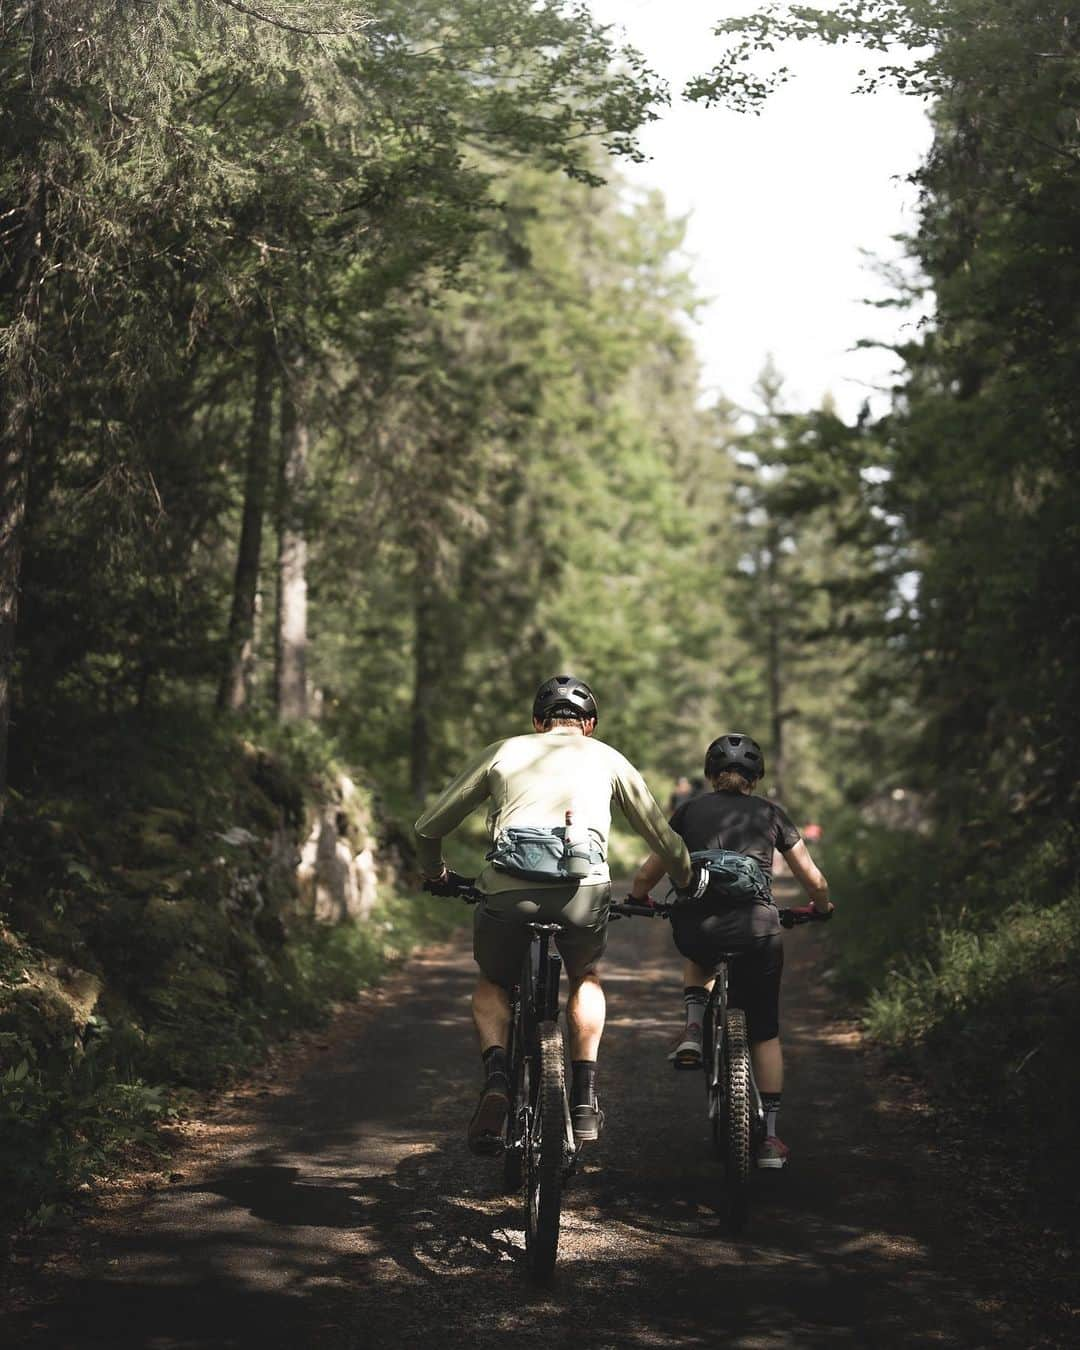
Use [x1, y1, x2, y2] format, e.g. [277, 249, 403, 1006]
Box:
[588, 0, 934, 419]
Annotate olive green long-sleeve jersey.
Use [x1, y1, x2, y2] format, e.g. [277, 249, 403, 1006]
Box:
[414, 726, 692, 895]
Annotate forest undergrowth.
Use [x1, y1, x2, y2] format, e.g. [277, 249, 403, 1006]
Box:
[0, 708, 457, 1237]
[828, 815, 1080, 1233]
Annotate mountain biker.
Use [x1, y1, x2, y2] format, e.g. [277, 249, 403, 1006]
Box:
[626, 732, 833, 1170]
[414, 675, 693, 1156]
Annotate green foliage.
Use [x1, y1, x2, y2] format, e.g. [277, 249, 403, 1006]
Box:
[686, 2, 1080, 1225]
[0, 708, 459, 1229]
[828, 819, 1080, 1216]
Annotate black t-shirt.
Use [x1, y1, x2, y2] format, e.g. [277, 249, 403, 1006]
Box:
[668, 791, 801, 942]
[668, 791, 801, 879]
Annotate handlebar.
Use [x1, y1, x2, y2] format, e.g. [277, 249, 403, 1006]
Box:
[424, 882, 833, 927]
[779, 905, 833, 928]
[422, 872, 482, 904]
[612, 897, 833, 927]
[611, 899, 670, 920]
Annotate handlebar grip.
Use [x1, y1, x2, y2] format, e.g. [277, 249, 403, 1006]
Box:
[611, 897, 676, 919]
[779, 905, 832, 928]
[422, 872, 480, 902]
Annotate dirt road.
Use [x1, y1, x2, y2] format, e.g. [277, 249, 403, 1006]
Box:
[8, 884, 1055, 1348]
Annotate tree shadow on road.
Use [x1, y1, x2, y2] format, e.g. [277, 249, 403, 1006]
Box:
[8, 1117, 1021, 1350]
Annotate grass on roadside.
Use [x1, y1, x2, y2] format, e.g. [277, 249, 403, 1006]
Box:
[825, 812, 1080, 1228]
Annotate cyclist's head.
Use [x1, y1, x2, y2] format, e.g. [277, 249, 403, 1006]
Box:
[704, 733, 764, 791]
[532, 675, 598, 734]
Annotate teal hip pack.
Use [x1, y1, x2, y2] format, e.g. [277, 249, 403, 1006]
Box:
[487, 826, 605, 884]
[690, 848, 772, 906]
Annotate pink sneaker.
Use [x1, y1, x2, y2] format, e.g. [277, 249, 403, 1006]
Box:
[756, 1135, 790, 1169]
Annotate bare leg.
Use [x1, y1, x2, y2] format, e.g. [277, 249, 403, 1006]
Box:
[566, 972, 605, 1060]
[684, 958, 716, 994]
[685, 962, 782, 1091]
[472, 975, 511, 1051]
[751, 1036, 783, 1094]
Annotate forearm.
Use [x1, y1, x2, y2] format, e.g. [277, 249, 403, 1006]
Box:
[415, 832, 447, 880]
[629, 852, 666, 899]
[615, 774, 691, 887]
[784, 840, 831, 913]
[806, 874, 830, 912]
[412, 743, 495, 880]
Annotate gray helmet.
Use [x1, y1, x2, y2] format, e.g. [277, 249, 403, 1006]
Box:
[704, 732, 765, 782]
[532, 675, 598, 725]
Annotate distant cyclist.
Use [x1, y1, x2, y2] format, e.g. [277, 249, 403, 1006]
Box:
[627, 732, 833, 1170]
[415, 676, 692, 1155]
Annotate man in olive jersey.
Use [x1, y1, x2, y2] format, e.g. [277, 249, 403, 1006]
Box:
[415, 676, 692, 1155]
[628, 732, 833, 1170]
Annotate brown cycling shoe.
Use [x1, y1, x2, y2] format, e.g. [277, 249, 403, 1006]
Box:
[467, 1078, 509, 1156]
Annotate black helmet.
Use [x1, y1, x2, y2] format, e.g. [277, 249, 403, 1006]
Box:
[532, 675, 598, 725]
[704, 732, 765, 782]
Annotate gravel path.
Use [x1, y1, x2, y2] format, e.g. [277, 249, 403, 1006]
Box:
[8, 883, 1057, 1348]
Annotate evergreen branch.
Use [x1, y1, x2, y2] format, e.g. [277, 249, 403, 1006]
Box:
[213, 1, 372, 38]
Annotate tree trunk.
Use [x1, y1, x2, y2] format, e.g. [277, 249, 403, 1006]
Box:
[765, 521, 785, 801]
[218, 329, 275, 711]
[274, 358, 309, 722]
[409, 572, 440, 804]
[0, 3, 49, 817]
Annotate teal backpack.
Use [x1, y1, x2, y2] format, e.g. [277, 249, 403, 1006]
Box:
[689, 848, 772, 906]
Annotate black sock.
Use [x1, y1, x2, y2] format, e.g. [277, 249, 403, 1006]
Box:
[761, 1091, 781, 1137]
[482, 1045, 507, 1085]
[571, 1059, 597, 1109]
[684, 985, 709, 1028]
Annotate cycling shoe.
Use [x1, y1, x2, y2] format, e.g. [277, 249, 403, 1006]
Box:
[571, 1099, 604, 1144]
[667, 1023, 703, 1070]
[467, 1079, 508, 1156]
[755, 1135, 790, 1169]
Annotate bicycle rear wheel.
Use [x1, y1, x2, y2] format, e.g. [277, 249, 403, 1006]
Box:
[724, 1007, 752, 1234]
[524, 1019, 566, 1281]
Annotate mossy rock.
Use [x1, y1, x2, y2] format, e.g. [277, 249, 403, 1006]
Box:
[139, 894, 219, 943]
[0, 981, 78, 1061]
[143, 959, 230, 1020]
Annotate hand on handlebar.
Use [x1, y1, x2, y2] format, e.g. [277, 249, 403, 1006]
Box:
[779, 904, 834, 928]
[422, 869, 475, 897]
[673, 862, 710, 904]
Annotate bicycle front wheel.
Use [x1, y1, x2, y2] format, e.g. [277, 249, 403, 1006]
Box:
[524, 1019, 566, 1281]
[724, 1007, 752, 1234]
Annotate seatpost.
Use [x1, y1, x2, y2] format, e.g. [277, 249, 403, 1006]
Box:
[531, 924, 564, 1022]
[535, 928, 551, 1011]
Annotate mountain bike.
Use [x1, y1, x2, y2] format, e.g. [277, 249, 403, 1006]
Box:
[424, 874, 577, 1282]
[612, 898, 831, 1234]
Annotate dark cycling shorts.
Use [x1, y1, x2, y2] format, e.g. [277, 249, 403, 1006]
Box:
[670, 914, 783, 1043]
[473, 881, 611, 989]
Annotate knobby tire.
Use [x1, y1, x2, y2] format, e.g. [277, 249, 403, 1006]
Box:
[724, 1007, 752, 1234]
[525, 1019, 565, 1281]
